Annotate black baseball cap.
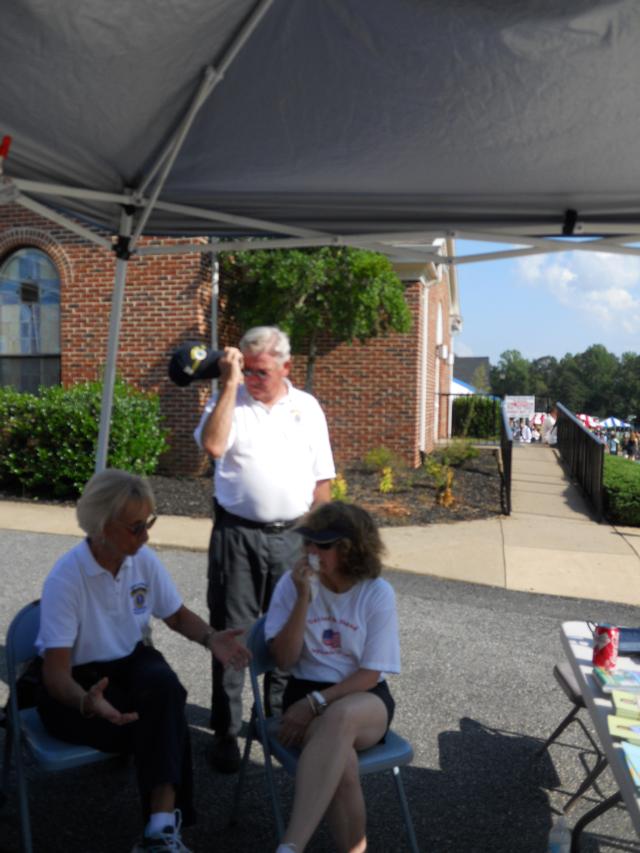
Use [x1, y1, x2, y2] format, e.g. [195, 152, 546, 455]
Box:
[168, 342, 223, 386]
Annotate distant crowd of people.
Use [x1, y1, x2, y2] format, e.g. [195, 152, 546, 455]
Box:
[510, 409, 640, 460]
[511, 408, 557, 445]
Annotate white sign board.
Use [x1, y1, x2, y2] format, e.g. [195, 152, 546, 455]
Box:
[504, 395, 535, 420]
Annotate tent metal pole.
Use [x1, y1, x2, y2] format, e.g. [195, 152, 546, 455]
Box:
[131, 0, 275, 245]
[15, 193, 113, 250]
[134, 0, 273, 198]
[95, 209, 133, 473]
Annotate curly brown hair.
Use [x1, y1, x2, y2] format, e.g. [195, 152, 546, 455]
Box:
[297, 501, 385, 581]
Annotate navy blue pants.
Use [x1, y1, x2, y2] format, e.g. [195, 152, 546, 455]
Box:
[37, 643, 195, 825]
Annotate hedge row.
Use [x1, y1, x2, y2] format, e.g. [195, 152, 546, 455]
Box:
[0, 380, 169, 499]
[451, 396, 500, 439]
[602, 455, 640, 526]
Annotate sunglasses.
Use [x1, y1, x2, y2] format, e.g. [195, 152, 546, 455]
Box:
[120, 514, 157, 537]
[304, 538, 337, 550]
[242, 368, 270, 378]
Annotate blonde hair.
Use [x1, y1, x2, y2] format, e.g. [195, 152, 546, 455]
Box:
[76, 469, 155, 538]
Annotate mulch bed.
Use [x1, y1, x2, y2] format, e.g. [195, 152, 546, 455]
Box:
[0, 449, 504, 527]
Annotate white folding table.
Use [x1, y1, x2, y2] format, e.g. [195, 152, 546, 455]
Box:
[561, 621, 640, 850]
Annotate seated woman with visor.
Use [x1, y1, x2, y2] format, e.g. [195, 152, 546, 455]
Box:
[265, 501, 400, 853]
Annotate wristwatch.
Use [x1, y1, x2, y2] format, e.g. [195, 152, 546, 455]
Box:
[310, 690, 328, 715]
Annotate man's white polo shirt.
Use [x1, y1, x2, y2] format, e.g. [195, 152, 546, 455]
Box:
[36, 540, 182, 665]
[194, 381, 336, 522]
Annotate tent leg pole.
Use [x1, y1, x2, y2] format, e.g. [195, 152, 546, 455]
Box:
[95, 210, 133, 473]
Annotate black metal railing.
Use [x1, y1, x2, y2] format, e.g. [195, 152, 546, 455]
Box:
[556, 402, 605, 519]
[499, 402, 513, 515]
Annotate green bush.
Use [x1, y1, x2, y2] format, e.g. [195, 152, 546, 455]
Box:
[603, 455, 640, 526]
[433, 439, 479, 468]
[362, 446, 404, 473]
[0, 379, 169, 498]
[452, 396, 500, 439]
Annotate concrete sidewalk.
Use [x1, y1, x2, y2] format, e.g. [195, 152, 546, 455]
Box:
[2, 443, 639, 605]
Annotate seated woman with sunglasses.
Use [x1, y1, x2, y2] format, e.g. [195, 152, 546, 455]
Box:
[35, 468, 251, 853]
[265, 501, 400, 853]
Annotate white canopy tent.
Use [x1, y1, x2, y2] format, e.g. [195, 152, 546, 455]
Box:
[3, 0, 640, 467]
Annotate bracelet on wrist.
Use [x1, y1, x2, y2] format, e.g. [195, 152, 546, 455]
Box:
[305, 693, 317, 715]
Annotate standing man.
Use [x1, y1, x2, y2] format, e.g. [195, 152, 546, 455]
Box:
[194, 326, 335, 772]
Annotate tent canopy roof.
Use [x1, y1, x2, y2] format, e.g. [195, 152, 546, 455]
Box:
[3, 0, 640, 259]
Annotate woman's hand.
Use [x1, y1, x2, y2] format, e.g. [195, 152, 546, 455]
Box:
[277, 698, 316, 748]
[291, 556, 314, 601]
[211, 628, 252, 670]
[83, 677, 139, 726]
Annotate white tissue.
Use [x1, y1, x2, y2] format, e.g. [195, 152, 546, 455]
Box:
[307, 553, 321, 572]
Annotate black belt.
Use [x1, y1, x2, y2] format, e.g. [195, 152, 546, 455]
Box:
[215, 501, 300, 534]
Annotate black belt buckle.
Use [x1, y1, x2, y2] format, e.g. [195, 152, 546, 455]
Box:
[262, 520, 290, 534]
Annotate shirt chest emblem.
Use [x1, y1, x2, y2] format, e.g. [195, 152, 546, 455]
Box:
[130, 583, 149, 614]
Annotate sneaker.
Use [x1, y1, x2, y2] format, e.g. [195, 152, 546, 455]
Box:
[131, 809, 191, 852]
[209, 734, 241, 773]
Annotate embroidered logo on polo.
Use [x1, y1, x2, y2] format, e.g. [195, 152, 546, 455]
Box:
[130, 583, 149, 614]
[322, 629, 341, 649]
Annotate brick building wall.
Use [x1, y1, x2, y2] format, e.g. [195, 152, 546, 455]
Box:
[0, 205, 453, 475]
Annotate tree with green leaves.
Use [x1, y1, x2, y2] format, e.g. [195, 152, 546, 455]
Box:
[490, 349, 531, 396]
[220, 247, 412, 391]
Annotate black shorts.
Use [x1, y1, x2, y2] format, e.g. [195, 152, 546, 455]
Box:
[283, 675, 395, 736]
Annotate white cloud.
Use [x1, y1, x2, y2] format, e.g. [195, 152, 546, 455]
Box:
[516, 250, 640, 334]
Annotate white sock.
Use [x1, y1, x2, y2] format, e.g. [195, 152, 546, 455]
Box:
[146, 811, 175, 835]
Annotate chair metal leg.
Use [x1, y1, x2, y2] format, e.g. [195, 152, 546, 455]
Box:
[562, 756, 608, 815]
[12, 722, 34, 853]
[569, 790, 622, 853]
[391, 766, 419, 853]
[535, 705, 581, 757]
[256, 717, 285, 840]
[229, 707, 258, 826]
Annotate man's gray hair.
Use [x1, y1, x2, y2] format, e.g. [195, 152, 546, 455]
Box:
[76, 468, 155, 538]
[239, 326, 291, 364]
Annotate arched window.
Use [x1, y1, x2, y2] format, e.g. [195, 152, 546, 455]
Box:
[0, 248, 60, 392]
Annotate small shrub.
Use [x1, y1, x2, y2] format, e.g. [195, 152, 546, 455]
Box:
[331, 473, 349, 501]
[379, 466, 394, 494]
[424, 455, 455, 506]
[0, 379, 169, 499]
[434, 440, 479, 468]
[603, 455, 640, 526]
[363, 446, 400, 473]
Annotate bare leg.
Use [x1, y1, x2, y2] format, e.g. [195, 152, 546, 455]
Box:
[150, 783, 176, 813]
[324, 749, 368, 853]
[281, 693, 387, 851]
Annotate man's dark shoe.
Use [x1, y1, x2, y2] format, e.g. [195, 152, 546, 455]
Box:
[209, 734, 241, 773]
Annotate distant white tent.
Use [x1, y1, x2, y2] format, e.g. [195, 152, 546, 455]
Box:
[451, 378, 477, 396]
[600, 416, 632, 429]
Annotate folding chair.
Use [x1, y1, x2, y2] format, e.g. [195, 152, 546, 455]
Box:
[231, 615, 419, 852]
[1, 600, 118, 853]
[535, 661, 608, 813]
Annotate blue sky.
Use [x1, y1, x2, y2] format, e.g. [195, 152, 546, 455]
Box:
[453, 239, 640, 366]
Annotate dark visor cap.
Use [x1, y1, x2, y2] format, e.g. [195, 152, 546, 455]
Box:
[295, 522, 353, 544]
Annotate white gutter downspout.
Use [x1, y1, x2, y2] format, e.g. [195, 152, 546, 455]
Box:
[418, 261, 442, 457]
[446, 237, 463, 438]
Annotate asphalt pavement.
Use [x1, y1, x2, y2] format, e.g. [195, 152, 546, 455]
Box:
[1, 445, 640, 851]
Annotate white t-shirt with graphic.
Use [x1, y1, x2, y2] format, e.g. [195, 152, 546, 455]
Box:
[265, 572, 400, 683]
[36, 539, 182, 665]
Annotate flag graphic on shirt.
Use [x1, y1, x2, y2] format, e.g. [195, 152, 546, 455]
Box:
[322, 629, 341, 649]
